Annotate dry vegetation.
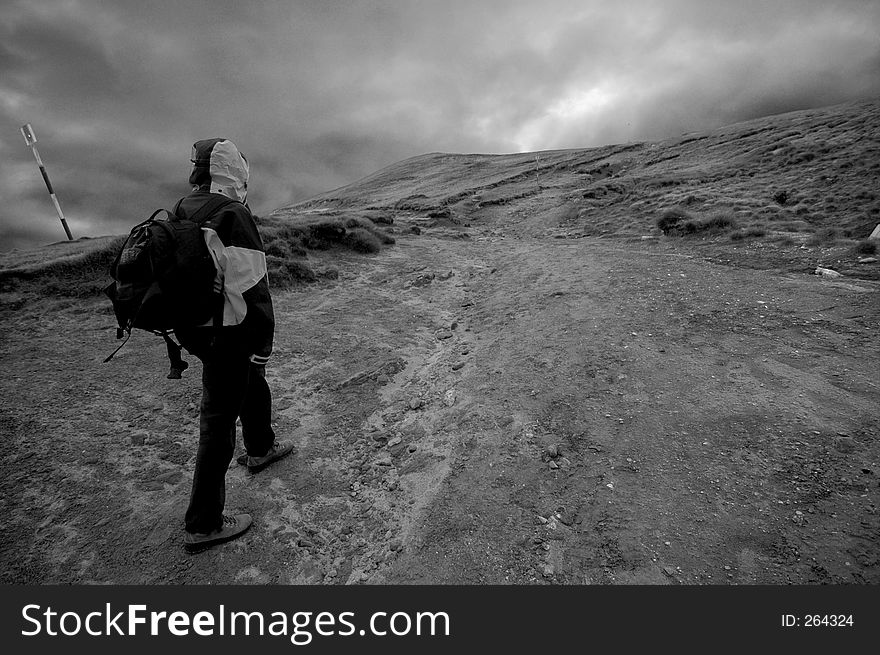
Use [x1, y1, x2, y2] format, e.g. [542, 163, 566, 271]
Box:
[296, 99, 878, 276]
[0, 211, 396, 298]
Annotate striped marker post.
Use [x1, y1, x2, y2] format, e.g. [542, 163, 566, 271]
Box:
[20, 123, 73, 241]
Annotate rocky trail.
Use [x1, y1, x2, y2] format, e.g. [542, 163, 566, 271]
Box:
[1, 221, 878, 585]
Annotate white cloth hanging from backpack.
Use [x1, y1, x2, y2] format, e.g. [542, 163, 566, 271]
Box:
[202, 227, 267, 326]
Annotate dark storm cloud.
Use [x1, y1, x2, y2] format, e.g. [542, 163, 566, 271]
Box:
[2, 0, 879, 250]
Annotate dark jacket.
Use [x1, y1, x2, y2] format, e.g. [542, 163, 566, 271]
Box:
[174, 139, 274, 364]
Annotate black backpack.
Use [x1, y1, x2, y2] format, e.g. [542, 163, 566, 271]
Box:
[104, 195, 234, 378]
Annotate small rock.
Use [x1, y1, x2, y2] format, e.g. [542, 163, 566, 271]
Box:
[436, 331, 453, 340]
[451, 362, 465, 371]
[409, 398, 423, 410]
[545, 444, 559, 458]
[815, 266, 842, 278]
[548, 460, 559, 470]
[857, 257, 878, 264]
[387, 437, 402, 448]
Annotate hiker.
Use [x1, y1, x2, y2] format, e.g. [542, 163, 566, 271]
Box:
[173, 138, 293, 553]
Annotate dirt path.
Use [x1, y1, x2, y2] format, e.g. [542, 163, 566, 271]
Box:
[1, 225, 878, 584]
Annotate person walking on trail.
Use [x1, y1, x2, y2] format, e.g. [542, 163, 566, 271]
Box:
[173, 138, 293, 553]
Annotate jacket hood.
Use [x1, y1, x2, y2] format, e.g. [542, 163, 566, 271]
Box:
[189, 138, 249, 202]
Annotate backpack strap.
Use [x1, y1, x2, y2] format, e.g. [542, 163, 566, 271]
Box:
[173, 194, 238, 225]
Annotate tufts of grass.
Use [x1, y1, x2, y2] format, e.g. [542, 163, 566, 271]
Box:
[730, 226, 768, 241]
[343, 227, 382, 253]
[0, 236, 126, 297]
[656, 206, 694, 235]
[702, 210, 738, 232]
[659, 207, 738, 237]
[2, 208, 397, 299]
[266, 255, 317, 286]
[854, 240, 877, 255]
[262, 212, 393, 251]
[805, 227, 839, 246]
[258, 212, 396, 286]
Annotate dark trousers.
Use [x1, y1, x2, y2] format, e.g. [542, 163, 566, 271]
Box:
[184, 341, 276, 533]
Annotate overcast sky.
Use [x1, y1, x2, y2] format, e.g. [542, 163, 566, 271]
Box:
[1, 0, 879, 251]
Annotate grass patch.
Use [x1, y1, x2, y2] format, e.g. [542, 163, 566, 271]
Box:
[730, 226, 768, 241]
[769, 235, 797, 246]
[658, 207, 738, 237]
[772, 190, 789, 206]
[805, 227, 839, 246]
[344, 227, 382, 253]
[2, 210, 396, 299]
[854, 240, 877, 255]
[656, 206, 694, 235]
[266, 255, 317, 285]
[258, 211, 395, 285]
[0, 236, 126, 297]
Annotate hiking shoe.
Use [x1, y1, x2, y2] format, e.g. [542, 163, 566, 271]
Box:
[184, 513, 252, 553]
[246, 440, 294, 473]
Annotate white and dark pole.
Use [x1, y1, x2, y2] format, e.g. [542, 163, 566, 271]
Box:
[20, 123, 73, 241]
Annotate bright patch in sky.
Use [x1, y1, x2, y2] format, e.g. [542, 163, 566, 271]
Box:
[514, 85, 617, 151]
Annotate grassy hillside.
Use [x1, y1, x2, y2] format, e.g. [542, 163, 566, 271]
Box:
[2, 97, 878, 299]
[286, 98, 880, 244]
